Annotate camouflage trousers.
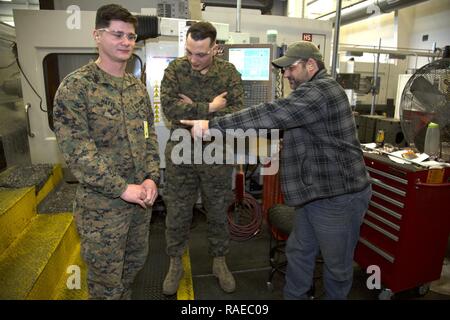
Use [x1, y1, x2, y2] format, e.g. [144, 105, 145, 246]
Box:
[74, 188, 151, 300]
[164, 161, 234, 258]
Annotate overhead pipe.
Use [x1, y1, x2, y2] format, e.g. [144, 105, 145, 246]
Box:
[317, 0, 429, 26]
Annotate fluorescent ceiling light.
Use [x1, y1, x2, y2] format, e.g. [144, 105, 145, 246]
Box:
[0, 15, 14, 27]
[1, 20, 15, 26]
[317, 0, 376, 20]
[308, 0, 335, 17]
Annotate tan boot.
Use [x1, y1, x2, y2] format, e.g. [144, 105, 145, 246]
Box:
[163, 256, 184, 295]
[212, 256, 236, 293]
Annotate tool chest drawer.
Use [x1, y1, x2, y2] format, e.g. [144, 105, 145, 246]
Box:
[355, 153, 450, 296]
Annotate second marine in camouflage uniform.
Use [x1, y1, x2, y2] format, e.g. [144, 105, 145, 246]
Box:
[161, 55, 244, 273]
[53, 61, 160, 299]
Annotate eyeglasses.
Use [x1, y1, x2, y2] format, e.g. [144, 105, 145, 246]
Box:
[97, 28, 138, 42]
[185, 47, 212, 59]
[282, 60, 305, 73]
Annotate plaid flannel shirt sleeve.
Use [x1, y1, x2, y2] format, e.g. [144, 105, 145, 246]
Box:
[210, 85, 326, 132]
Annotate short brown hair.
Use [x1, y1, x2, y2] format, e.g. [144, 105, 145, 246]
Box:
[95, 4, 137, 30]
[186, 21, 217, 45]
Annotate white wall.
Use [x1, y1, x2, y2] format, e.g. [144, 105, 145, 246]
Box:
[340, 12, 397, 48]
[403, 0, 450, 68]
[335, 0, 449, 108]
[406, 0, 450, 50]
[339, 0, 450, 69]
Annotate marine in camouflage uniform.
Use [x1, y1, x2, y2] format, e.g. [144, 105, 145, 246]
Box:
[53, 61, 160, 299]
[161, 56, 244, 259]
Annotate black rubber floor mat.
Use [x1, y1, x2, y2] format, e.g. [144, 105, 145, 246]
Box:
[0, 164, 52, 191]
[132, 213, 175, 300]
[37, 182, 78, 213]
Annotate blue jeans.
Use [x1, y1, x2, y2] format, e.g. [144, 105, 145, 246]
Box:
[283, 185, 372, 300]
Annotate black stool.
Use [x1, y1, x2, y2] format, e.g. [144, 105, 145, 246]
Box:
[266, 204, 294, 291]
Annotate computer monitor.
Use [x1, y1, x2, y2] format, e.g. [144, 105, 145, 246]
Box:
[222, 44, 275, 108]
[227, 46, 271, 81]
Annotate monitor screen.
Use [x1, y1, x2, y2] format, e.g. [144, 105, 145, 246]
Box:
[228, 47, 271, 81]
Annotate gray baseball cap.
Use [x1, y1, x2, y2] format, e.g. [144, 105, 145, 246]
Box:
[272, 41, 323, 68]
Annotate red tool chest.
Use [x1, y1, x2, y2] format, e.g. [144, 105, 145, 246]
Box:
[355, 153, 450, 298]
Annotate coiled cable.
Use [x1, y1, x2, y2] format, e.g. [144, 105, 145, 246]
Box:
[227, 168, 262, 241]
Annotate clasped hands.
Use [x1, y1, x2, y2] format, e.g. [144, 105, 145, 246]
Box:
[120, 179, 158, 209]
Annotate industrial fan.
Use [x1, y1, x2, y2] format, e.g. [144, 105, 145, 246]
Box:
[399, 58, 450, 161]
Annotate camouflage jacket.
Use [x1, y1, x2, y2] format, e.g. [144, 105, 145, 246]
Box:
[53, 62, 160, 199]
[161, 56, 244, 131]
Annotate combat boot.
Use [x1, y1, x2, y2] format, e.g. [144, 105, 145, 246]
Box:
[212, 256, 236, 293]
[163, 256, 184, 295]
